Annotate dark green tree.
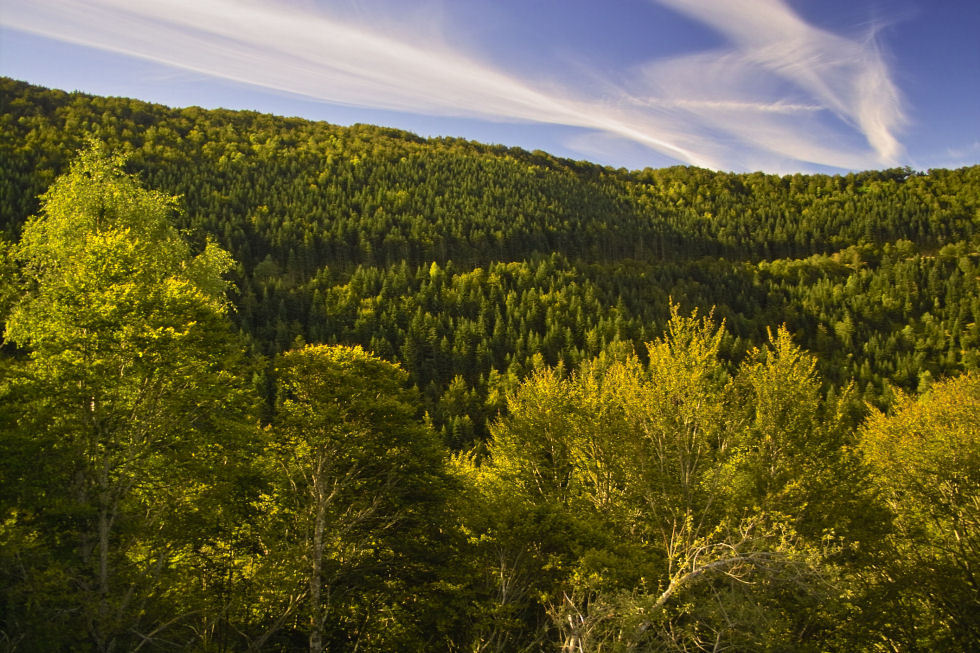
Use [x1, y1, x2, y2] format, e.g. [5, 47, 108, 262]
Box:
[242, 344, 455, 651]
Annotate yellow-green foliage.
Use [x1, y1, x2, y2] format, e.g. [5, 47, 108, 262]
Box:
[859, 373, 980, 648]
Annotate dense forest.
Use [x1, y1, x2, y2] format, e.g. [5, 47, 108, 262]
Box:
[0, 77, 978, 651]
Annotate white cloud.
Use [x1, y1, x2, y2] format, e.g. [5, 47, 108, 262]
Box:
[1, 0, 907, 171]
[648, 0, 906, 166]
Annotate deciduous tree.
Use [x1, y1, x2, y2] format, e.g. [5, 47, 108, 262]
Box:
[1, 141, 250, 650]
[860, 372, 980, 649]
[247, 344, 453, 652]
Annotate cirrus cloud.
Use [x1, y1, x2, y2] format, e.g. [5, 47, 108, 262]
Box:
[1, 0, 907, 171]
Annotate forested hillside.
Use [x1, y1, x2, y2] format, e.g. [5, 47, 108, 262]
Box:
[1, 78, 978, 651]
[2, 77, 978, 443]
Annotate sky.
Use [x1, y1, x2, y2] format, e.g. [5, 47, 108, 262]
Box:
[1, 0, 978, 174]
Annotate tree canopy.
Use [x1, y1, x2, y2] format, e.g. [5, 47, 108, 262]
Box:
[1, 140, 250, 651]
[0, 81, 978, 650]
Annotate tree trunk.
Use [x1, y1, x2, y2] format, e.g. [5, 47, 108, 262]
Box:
[96, 450, 113, 653]
[310, 464, 327, 653]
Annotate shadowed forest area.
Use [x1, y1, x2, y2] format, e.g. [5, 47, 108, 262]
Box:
[1, 78, 978, 651]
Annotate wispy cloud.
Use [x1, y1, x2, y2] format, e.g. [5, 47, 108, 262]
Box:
[1, 0, 907, 171]
[646, 0, 906, 169]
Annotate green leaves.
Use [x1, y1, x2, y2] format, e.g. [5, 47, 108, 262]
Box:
[1, 80, 978, 650]
[243, 344, 455, 650]
[1, 141, 251, 650]
[16, 140, 180, 277]
[472, 308, 871, 650]
[859, 373, 980, 648]
[6, 140, 233, 364]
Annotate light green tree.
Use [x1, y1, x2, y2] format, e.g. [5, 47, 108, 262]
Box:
[859, 372, 980, 650]
[1, 141, 250, 651]
[474, 309, 860, 651]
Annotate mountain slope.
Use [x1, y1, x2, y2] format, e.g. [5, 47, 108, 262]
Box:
[2, 76, 978, 442]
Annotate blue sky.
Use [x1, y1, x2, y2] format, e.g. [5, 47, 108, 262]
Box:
[1, 0, 977, 173]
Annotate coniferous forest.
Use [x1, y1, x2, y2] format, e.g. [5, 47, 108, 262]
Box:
[1, 77, 978, 651]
